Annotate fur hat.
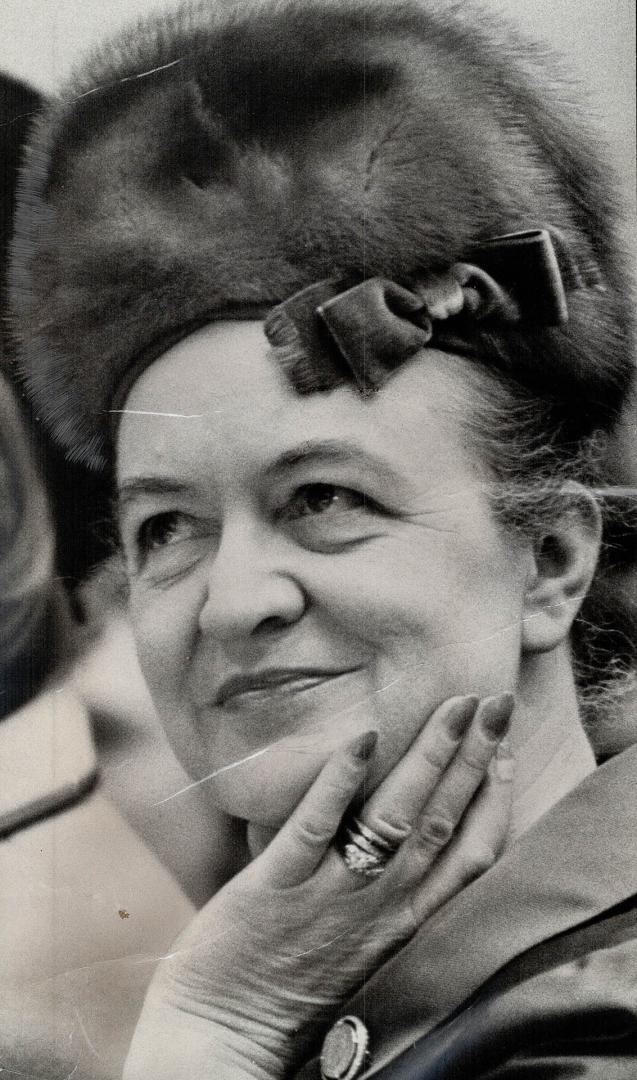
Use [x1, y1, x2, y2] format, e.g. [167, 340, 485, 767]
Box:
[8, 0, 634, 470]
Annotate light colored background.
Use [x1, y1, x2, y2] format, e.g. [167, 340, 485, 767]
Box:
[2, 0, 635, 230]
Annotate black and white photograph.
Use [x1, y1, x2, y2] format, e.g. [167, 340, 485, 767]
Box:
[1, 1, 636, 1077]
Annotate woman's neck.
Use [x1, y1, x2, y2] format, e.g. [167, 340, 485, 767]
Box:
[509, 645, 596, 840]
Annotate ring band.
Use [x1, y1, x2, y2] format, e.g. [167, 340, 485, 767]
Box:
[345, 827, 382, 858]
[339, 815, 402, 879]
[350, 817, 400, 854]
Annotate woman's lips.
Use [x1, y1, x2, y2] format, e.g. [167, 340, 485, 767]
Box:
[214, 668, 360, 709]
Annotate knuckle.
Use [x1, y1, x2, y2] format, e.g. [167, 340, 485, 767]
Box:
[462, 843, 496, 879]
[417, 813, 454, 849]
[457, 750, 489, 778]
[366, 812, 412, 843]
[289, 816, 332, 850]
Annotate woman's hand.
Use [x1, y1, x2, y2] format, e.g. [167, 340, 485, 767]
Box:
[124, 693, 514, 1080]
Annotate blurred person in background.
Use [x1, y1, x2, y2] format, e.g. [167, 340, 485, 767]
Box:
[1, 71, 240, 1080]
[0, 364, 197, 1078]
[0, 69, 240, 905]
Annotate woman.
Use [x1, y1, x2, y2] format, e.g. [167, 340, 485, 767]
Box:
[8, 1, 637, 1076]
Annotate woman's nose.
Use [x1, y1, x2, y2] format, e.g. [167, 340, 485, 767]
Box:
[197, 524, 307, 642]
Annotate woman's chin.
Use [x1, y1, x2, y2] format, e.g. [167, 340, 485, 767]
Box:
[189, 673, 379, 822]
[207, 734, 335, 826]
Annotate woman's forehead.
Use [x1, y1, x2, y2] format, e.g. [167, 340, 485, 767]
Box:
[116, 321, 474, 487]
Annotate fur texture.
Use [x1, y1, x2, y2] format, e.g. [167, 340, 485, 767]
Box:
[8, 0, 634, 469]
[1, 74, 42, 346]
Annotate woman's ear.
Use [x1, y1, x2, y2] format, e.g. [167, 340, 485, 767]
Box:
[521, 484, 602, 655]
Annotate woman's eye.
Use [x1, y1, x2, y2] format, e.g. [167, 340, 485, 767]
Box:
[278, 483, 385, 551]
[286, 483, 368, 518]
[128, 510, 213, 583]
[124, 509, 218, 584]
[136, 511, 194, 556]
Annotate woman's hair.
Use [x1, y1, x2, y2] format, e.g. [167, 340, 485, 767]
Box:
[454, 359, 637, 729]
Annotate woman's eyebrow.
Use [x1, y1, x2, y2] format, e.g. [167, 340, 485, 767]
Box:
[116, 477, 194, 516]
[266, 439, 402, 483]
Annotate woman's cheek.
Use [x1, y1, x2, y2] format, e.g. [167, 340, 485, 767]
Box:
[209, 748, 328, 824]
[328, 537, 524, 688]
[128, 580, 202, 735]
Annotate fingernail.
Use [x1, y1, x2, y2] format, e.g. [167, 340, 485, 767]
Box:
[352, 730, 378, 761]
[495, 740, 515, 782]
[479, 693, 514, 740]
[445, 695, 479, 739]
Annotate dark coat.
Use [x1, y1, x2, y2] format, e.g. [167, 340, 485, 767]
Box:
[297, 743, 637, 1079]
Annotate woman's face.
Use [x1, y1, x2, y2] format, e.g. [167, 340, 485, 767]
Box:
[117, 322, 530, 826]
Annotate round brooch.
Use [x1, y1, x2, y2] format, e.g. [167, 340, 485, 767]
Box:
[320, 1015, 370, 1080]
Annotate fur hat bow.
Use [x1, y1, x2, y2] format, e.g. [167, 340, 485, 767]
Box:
[265, 228, 597, 394]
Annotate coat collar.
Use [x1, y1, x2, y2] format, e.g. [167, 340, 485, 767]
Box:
[304, 742, 637, 1077]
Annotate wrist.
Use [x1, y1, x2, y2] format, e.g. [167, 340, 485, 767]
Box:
[142, 934, 329, 1075]
[124, 1001, 286, 1080]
